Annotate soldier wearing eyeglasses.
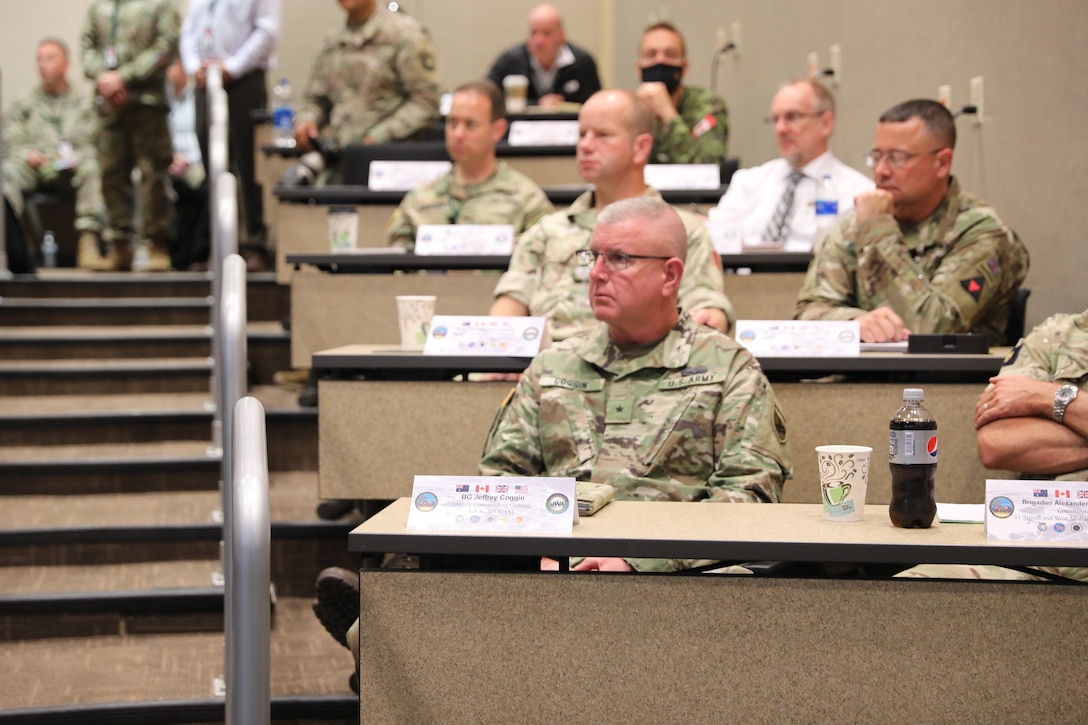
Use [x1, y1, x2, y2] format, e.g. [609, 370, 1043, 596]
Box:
[481, 197, 792, 572]
[490, 89, 733, 342]
[795, 99, 1030, 344]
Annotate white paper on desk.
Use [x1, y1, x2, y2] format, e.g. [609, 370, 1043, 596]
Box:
[705, 218, 743, 254]
[507, 120, 580, 146]
[984, 479, 1088, 542]
[425, 315, 545, 357]
[644, 164, 720, 190]
[937, 503, 985, 524]
[368, 160, 451, 191]
[734, 319, 860, 357]
[407, 475, 576, 533]
[414, 224, 514, 256]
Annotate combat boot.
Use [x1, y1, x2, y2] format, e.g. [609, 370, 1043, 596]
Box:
[77, 231, 109, 271]
[100, 238, 132, 272]
[146, 239, 172, 272]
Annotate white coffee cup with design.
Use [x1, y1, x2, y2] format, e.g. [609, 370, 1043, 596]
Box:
[395, 295, 436, 351]
[816, 445, 872, 522]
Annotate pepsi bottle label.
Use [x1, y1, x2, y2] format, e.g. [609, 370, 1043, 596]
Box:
[889, 430, 938, 465]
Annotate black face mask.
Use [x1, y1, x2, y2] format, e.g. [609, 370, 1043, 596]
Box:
[640, 62, 683, 95]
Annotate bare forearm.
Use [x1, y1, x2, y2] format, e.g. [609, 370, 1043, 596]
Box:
[977, 417, 1088, 475]
[489, 295, 529, 317]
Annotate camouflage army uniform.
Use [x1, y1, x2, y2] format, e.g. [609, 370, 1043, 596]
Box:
[794, 177, 1030, 344]
[385, 161, 553, 251]
[82, 0, 179, 250]
[296, 7, 440, 149]
[479, 312, 793, 572]
[901, 310, 1088, 583]
[2, 86, 105, 234]
[650, 85, 729, 165]
[492, 187, 734, 341]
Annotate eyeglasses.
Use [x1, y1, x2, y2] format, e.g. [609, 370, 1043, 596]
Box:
[765, 111, 822, 126]
[865, 148, 947, 169]
[575, 249, 672, 271]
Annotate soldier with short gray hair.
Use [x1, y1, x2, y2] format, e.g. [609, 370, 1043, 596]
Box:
[480, 196, 793, 573]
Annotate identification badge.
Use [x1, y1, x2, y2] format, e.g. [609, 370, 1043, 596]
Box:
[54, 141, 76, 171]
[201, 27, 213, 52]
[104, 46, 118, 70]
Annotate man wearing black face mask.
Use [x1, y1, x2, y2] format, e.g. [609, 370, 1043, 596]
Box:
[636, 21, 729, 165]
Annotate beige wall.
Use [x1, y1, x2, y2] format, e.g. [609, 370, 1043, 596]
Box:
[2, 0, 1085, 325]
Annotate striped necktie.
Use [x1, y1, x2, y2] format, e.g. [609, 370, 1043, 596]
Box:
[763, 169, 805, 243]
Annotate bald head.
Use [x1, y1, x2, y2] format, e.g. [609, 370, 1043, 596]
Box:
[527, 3, 565, 68]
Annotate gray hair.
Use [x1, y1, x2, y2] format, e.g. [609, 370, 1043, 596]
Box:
[597, 197, 687, 262]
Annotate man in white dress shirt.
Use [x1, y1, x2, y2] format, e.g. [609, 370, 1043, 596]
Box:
[180, 0, 279, 263]
[713, 80, 872, 251]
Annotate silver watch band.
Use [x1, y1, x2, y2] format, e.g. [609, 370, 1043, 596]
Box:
[1053, 384, 1079, 423]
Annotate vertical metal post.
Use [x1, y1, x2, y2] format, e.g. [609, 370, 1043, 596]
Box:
[0, 66, 9, 277]
[228, 396, 270, 725]
[208, 67, 229, 451]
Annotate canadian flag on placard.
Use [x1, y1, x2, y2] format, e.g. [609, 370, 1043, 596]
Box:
[1054, 489, 1072, 498]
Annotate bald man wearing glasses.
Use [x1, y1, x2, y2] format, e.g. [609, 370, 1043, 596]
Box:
[795, 99, 1030, 344]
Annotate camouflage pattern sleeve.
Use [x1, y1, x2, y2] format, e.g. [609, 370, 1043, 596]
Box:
[674, 207, 734, 330]
[2, 99, 32, 158]
[519, 184, 554, 232]
[118, 0, 179, 86]
[384, 187, 425, 250]
[492, 213, 552, 307]
[81, 1, 109, 81]
[365, 29, 440, 143]
[794, 215, 867, 321]
[295, 35, 337, 128]
[651, 86, 729, 165]
[797, 180, 1030, 344]
[999, 311, 1088, 383]
[478, 375, 546, 477]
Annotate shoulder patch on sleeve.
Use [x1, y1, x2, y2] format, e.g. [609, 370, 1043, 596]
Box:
[691, 114, 717, 138]
[960, 276, 985, 302]
[1002, 342, 1021, 367]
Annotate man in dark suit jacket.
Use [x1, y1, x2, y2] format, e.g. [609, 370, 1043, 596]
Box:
[486, 3, 601, 108]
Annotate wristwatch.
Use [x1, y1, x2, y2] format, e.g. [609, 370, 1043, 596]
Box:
[1052, 384, 1079, 423]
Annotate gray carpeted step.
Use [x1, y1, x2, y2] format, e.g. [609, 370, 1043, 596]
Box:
[0, 598, 355, 710]
[0, 298, 214, 327]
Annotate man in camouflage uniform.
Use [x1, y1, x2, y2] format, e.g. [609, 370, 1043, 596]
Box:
[481, 197, 792, 573]
[385, 80, 552, 250]
[2, 39, 107, 270]
[82, 0, 179, 272]
[794, 99, 1030, 344]
[490, 89, 733, 341]
[635, 21, 729, 165]
[293, 0, 440, 164]
[901, 309, 1088, 582]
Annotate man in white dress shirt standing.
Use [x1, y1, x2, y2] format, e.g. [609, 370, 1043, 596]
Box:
[713, 80, 872, 251]
[180, 0, 279, 265]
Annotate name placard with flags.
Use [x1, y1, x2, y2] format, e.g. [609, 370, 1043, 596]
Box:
[985, 479, 1088, 542]
[407, 476, 576, 533]
[734, 319, 860, 357]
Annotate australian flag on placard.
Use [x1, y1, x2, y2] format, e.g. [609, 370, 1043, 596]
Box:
[1033, 489, 1048, 497]
[456, 484, 470, 492]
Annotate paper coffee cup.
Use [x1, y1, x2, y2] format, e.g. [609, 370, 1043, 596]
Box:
[327, 205, 358, 253]
[395, 295, 436, 351]
[502, 74, 529, 115]
[815, 445, 872, 522]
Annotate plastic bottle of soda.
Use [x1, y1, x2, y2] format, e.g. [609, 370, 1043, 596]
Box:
[888, 387, 938, 528]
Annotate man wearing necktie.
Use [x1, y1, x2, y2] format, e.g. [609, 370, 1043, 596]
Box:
[713, 80, 872, 251]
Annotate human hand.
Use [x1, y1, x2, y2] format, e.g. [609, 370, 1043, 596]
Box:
[169, 152, 189, 177]
[96, 70, 125, 98]
[571, 557, 634, 572]
[25, 150, 47, 169]
[975, 376, 1058, 429]
[853, 189, 894, 222]
[690, 307, 727, 333]
[294, 120, 318, 151]
[538, 93, 564, 109]
[635, 82, 678, 123]
[857, 306, 910, 342]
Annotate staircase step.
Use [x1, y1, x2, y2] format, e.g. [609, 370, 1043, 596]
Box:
[0, 270, 287, 322]
[0, 440, 220, 494]
[0, 297, 215, 327]
[0, 387, 316, 466]
[0, 322, 287, 369]
[0, 357, 212, 395]
[0, 598, 356, 711]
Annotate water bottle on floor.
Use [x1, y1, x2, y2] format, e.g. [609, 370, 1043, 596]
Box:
[41, 230, 57, 268]
[272, 78, 295, 148]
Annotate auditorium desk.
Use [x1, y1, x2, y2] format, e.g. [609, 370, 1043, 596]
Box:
[347, 499, 1088, 724]
[287, 251, 810, 368]
[313, 346, 1013, 504]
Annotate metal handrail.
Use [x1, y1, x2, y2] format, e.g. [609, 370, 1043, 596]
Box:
[209, 171, 236, 451]
[1, 67, 9, 277]
[207, 66, 230, 450]
[228, 395, 270, 724]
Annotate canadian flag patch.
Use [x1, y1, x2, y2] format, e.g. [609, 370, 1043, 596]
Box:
[691, 114, 717, 138]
